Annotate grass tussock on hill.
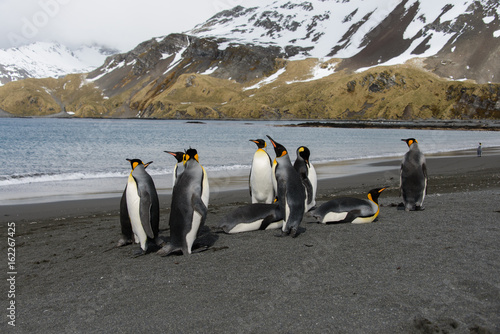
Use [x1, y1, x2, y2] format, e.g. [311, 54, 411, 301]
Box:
[0, 59, 498, 120]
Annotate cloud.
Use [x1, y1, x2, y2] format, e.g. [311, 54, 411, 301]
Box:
[0, 0, 249, 51]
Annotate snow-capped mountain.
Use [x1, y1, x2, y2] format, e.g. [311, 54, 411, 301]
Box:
[0, 42, 118, 86]
[188, 0, 500, 82]
[1, 0, 499, 119]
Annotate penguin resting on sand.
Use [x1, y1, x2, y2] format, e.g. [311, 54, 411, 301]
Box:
[310, 188, 387, 224]
[218, 203, 283, 234]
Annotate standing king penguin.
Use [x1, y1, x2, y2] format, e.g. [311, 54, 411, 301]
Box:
[311, 188, 387, 224]
[120, 159, 161, 255]
[165, 151, 185, 185]
[400, 138, 428, 211]
[158, 148, 209, 256]
[266, 135, 305, 237]
[249, 139, 275, 204]
[294, 146, 317, 212]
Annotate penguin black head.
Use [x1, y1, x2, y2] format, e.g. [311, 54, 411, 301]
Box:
[266, 135, 287, 158]
[184, 148, 199, 163]
[126, 159, 152, 170]
[297, 146, 311, 162]
[367, 187, 388, 204]
[250, 139, 267, 149]
[165, 151, 185, 163]
[401, 138, 418, 147]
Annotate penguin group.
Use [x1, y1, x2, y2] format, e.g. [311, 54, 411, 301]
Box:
[118, 135, 428, 256]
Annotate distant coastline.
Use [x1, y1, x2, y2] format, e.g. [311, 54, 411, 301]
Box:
[284, 119, 500, 131]
[2, 114, 500, 131]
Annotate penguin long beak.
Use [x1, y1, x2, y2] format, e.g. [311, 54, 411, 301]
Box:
[144, 161, 153, 168]
[266, 135, 277, 148]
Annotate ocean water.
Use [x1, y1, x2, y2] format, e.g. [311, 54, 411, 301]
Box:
[1, 118, 498, 204]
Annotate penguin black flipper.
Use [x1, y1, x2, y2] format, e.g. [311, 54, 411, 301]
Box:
[302, 177, 313, 205]
[276, 178, 288, 224]
[259, 210, 283, 230]
[191, 193, 208, 229]
[342, 210, 362, 223]
[138, 185, 156, 240]
[422, 162, 428, 195]
[118, 187, 133, 246]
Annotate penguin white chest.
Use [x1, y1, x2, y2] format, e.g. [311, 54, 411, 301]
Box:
[250, 151, 274, 203]
[126, 175, 148, 249]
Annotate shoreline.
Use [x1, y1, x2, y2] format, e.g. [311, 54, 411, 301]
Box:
[1, 147, 498, 223]
[0, 148, 499, 332]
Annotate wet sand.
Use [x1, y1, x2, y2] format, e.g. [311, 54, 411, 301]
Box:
[1, 148, 500, 333]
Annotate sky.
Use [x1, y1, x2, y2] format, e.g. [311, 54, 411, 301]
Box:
[0, 0, 265, 51]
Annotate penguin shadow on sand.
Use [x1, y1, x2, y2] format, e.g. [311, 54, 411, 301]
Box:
[156, 225, 220, 256]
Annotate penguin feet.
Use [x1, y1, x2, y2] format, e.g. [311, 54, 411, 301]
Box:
[157, 244, 182, 257]
[131, 248, 146, 258]
[116, 238, 133, 247]
[274, 230, 287, 238]
[154, 237, 166, 247]
[156, 246, 171, 257]
[274, 228, 300, 238]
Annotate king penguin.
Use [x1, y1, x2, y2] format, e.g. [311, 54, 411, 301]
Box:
[311, 188, 387, 224]
[249, 139, 275, 204]
[118, 160, 151, 247]
[400, 138, 428, 211]
[218, 203, 283, 234]
[165, 151, 185, 185]
[294, 146, 317, 212]
[120, 159, 161, 255]
[158, 148, 209, 256]
[266, 135, 305, 237]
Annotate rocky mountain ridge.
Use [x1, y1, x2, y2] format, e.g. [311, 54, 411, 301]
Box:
[0, 0, 499, 119]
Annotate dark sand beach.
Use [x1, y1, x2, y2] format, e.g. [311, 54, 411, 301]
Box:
[1, 148, 500, 333]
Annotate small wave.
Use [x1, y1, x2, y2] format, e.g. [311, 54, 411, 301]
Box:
[0, 171, 129, 186]
[203, 164, 250, 172]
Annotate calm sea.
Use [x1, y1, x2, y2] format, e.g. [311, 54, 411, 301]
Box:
[1, 118, 498, 204]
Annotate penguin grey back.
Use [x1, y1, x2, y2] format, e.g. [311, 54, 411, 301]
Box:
[159, 148, 208, 256]
[267, 135, 305, 237]
[131, 163, 160, 238]
[400, 139, 427, 211]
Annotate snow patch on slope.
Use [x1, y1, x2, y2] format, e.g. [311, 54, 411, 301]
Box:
[0, 42, 115, 86]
